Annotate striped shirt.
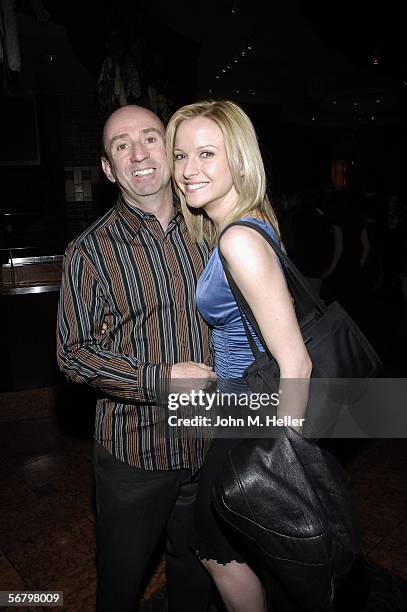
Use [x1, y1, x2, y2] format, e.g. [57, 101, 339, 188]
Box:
[57, 195, 211, 471]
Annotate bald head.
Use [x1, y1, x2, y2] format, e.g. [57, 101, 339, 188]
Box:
[103, 105, 165, 159]
[100, 104, 171, 209]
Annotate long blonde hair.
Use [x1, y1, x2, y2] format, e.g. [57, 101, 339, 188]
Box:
[165, 100, 280, 244]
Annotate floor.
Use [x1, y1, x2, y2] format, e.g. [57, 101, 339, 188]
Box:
[1, 293, 407, 611]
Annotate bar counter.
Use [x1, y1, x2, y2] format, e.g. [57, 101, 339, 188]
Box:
[1, 253, 63, 391]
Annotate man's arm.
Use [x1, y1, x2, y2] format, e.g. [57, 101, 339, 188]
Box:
[57, 244, 172, 403]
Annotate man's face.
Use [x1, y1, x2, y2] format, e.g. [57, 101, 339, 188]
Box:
[102, 106, 171, 205]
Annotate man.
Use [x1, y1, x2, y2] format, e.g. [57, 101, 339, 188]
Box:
[57, 105, 216, 612]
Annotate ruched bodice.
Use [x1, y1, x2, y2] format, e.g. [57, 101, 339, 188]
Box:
[196, 218, 279, 378]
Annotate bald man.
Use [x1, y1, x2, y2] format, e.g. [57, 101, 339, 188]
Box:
[57, 105, 215, 611]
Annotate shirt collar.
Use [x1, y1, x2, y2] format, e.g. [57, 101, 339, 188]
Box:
[116, 194, 182, 242]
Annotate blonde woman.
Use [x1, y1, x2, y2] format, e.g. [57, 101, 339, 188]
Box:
[166, 101, 312, 612]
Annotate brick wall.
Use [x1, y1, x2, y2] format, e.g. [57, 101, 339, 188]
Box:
[60, 94, 105, 241]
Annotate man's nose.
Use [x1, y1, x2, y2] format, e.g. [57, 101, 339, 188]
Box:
[130, 143, 149, 162]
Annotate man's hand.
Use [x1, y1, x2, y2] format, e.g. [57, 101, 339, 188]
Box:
[171, 362, 216, 379]
[170, 362, 217, 396]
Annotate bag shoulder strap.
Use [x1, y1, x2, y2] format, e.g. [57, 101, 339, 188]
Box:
[217, 220, 327, 355]
[219, 220, 327, 311]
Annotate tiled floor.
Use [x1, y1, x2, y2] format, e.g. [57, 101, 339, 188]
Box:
[1, 298, 407, 611]
[1, 411, 407, 612]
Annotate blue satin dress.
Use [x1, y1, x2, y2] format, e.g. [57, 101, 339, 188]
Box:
[192, 217, 280, 564]
[196, 217, 279, 378]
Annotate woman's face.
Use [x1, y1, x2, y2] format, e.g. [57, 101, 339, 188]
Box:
[173, 116, 238, 221]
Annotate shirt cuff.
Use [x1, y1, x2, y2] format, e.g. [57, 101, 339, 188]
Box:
[138, 362, 172, 404]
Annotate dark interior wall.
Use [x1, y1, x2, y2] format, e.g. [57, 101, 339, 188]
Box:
[60, 93, 104, 243]
[0, 94, 66, 252]
[0, 13, 102, 252]
[1, 11, 404, 257]
[244, 103, 406, 196]
[274, 125, 407, 195]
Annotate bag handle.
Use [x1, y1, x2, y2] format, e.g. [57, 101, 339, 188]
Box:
[218, 220, 327, 356]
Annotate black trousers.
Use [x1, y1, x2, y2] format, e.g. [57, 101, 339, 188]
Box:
[94, 443, 212, 612]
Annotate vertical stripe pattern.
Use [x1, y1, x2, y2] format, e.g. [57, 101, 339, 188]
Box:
[57, 196, 211, 471]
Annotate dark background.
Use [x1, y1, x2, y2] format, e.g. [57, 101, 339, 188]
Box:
[1, 0, 406, 250]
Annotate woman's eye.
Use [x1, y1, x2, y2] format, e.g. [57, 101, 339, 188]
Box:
[200, 151, 214, 158]
[174, 153, 186, 161]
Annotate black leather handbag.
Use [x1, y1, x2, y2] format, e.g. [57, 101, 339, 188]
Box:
[213, 427, 362, 612]
[218, 220, 382, 392]
[213, 220, 373, 610]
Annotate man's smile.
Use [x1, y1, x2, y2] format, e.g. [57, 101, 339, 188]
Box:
[132, 168, 155, 177]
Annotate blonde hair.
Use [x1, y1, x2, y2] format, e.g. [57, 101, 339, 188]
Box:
[165, 100, 280, 244]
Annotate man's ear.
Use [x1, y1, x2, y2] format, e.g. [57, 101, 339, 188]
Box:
[101, 157, 116, 183]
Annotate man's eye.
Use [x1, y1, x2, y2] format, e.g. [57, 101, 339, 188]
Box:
[200, 151, 214, 158]
[145, 137, 157, 144]
[117, 143, 128, 151]
[174, 153, 186, 161]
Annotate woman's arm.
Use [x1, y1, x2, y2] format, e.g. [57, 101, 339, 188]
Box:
[219, 225, 312, 425]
